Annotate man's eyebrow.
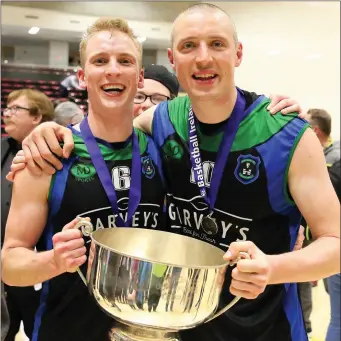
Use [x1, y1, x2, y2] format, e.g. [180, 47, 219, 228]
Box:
[177, 36, 197, 44]
[118, 53, 137, 60]
[179, 34, 228, 42]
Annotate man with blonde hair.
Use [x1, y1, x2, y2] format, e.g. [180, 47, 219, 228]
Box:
[2, 18, 166, 341]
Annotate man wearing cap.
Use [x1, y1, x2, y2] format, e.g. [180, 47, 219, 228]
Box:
[133, 64, 180, 118]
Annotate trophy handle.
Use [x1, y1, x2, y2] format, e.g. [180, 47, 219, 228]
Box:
[71, 218, 94, 286]
[204, 251, 251, 324]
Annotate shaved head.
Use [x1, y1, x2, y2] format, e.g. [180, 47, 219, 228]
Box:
[171, 3, 238, 47]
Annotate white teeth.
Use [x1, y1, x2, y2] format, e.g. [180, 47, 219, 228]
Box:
[102, 84, 125, 90]
[194, 74, 215, 79]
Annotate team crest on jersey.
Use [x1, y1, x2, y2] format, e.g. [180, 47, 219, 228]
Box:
[141, 156, 155, 179]
[234, 154, 261, 185]
[162, 140, 184, 160]
[71, 163, 96, 182]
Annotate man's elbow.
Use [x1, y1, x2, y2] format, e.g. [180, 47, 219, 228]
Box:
[332, 236, 341, 272]
[1, 248, 15, 285]
[324, 235, 340, 275]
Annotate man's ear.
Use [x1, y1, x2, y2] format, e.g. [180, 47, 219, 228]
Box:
[138, 67, 144, 89]
[168, 48, 175, 72]
[32, 114, 42, 126]
[77, 68, 87, 89]
[235, 42, 243, 68]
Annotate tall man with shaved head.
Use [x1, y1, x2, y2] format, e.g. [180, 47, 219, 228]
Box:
[3, 4, 340, 341]
[134, 4, 340, 341]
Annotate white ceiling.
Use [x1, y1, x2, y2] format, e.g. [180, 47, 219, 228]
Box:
[3, 1, 199, 22]
[2, 1, 200, 48]
[2, 1, 339, 50]
[1, 26, 165, 49]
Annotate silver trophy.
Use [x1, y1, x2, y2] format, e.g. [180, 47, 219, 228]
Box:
[74, 219, 249, 341]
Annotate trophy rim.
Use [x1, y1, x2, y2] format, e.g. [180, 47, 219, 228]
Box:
[90, 228, 229, 269]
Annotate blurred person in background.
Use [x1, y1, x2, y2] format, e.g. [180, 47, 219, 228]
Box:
[305, 108, 340, 167]
[1, 89, 55, 341]
[52, 98, 68, 108]
[133, 64, 179, 117]
[60, 73, 83, 98]
[54, 101, 84, 126]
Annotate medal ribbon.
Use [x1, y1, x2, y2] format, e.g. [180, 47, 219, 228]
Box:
[188, 89, 247, 213]
[80, 117, 141, 227]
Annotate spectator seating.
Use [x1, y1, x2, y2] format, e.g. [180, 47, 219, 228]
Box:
[1, 64, 88, 137]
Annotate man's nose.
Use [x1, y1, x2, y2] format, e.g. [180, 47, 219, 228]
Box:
[105, 60, 121, 76]
[195, 43, 213, 67]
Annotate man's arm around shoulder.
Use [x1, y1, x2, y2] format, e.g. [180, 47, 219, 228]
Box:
[133, 105, 158, 135]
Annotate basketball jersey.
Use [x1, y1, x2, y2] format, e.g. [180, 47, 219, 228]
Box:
[151, 91, 310, 341]
[32, 127, 165, 341]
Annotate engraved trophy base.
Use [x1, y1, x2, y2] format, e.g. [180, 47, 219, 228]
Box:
[110, 323, 180, 341]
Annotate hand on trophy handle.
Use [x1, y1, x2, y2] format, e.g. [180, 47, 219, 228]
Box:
[71, 217, 94, 285]
[204, 250, 251, 323]
[52, 217, 89, 278]
[73, 217, 94, 237]
[224, 241, 271, 300]
[217, 251, 250, 286]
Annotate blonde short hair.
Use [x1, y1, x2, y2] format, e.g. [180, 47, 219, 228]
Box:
[79, 17, 142, 68]
[7, 89, 55, 123]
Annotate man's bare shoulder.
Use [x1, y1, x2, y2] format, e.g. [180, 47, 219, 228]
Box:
[289, 128, 322, 169]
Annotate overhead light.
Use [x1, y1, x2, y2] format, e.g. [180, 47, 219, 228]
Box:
[28, 27, 40, 35]
[137, 36, 146, 43]
[4, 60, 8, 64]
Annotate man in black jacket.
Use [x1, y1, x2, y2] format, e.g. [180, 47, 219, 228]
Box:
[1, 89, 54, 341]
[328, 159, 340, 199]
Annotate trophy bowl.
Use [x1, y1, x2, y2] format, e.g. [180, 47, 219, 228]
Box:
[75, 222, 248, 341]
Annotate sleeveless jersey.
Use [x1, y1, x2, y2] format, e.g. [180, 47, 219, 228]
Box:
[32, 127, 165, 341]
[151, 92, 310, 341]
